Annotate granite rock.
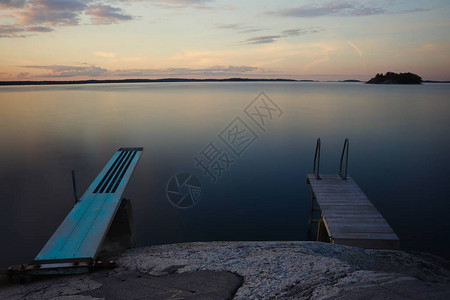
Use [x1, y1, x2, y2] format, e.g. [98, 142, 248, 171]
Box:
[1, 241, 449, 299]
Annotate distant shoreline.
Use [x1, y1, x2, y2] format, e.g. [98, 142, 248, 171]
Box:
[0, 78, 448, 86]
[0, 78, 298, 86]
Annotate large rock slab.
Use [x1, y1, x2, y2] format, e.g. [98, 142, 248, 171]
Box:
[120, 241, 450, 299]
[1, 241, 449, 299]
[0, 269, 242, 300]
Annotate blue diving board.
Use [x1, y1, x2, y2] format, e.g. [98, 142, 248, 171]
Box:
[28, 147, 143, 274]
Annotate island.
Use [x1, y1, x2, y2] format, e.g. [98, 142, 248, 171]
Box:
[366, 72, 422, 84]
[341, 79, 361, 82]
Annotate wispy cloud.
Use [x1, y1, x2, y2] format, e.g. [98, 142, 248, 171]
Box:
[22, 64, 108, 77]
[282, 27, 324, 37]
[20, 64, 258, 78]
[0, 24, 25, 37]
[244, 27, 325, 44]
[147, 0, 215, 9]
[267, 1, 430, 18]
[0, 24, 53, 37]
[216, 23, 266, 34]
[244, 35, 282, 45]
[267, 2, 386, 18]
[27, 25, 54, 32]
[105, 65, 257, 77]
[0, 0, 26, 9]
[347, 41, 362, 57]
[16, 0, 90, 26]
[281, 29, 306, 37]
[1, 0, 136, 37]
[86, 4, 134, 25]
[301, 55, 330, 71]
[17, 72, 30, 78]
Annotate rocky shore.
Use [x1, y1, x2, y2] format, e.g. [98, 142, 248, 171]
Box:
[1, 241, 449, 299]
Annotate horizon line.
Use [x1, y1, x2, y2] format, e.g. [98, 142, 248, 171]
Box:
[0, 77, 449, 86]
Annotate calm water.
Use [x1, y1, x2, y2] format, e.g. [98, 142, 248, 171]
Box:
[0, 82, 449, 267]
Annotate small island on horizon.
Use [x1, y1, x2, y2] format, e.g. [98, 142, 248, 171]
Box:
[366, 72, 422, 84]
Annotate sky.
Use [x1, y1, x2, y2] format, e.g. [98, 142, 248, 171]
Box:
[0, 0, 449, 81]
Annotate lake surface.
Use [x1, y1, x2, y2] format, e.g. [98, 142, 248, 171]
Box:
[1, 82, 449, 267]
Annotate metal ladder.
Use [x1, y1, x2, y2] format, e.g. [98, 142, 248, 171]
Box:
[307, 138, 350, 240]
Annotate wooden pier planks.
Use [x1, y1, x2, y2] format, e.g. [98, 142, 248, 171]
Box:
[307, 174, 399, 249]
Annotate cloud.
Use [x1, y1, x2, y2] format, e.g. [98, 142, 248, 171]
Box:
[243, 27, 325, 45]
[86, 4, 134, 25]
[20, 64, 258, 78]
[217, 23, 325, 44]
[244, 35, 282, 44]
[216, 23, 266, 34]
[0, 24, 25, 37]
[17, 72, 30, 78]
[109, 65, 257, 77]
[302, 55, 330, 71]
[1, 0, 135, 38]
[267, 2, 387, 18]
[283, 27, 325, 36]
[22, 64, 108, 77]
[27, 25, 54, 32]
[347, 41, 362, 57]
[0, 0, 26, 8]
[16, 0, 90, 26]
[270, 2, 430, 18]
[0, 24, 53, 37]
[147, 0, 215, 9]
[281, 29, 307, 37]
[216, 23, 241, 30]
[94, 51, 117, 58]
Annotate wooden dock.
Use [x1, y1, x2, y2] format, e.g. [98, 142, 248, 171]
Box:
[307, 138, 399, 250]
[307, 174, 399, 249]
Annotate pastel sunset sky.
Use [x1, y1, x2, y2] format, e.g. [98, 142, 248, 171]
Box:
[1, 0, 449, 81]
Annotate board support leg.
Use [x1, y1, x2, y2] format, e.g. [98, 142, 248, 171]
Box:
[99, 198, 136, 256]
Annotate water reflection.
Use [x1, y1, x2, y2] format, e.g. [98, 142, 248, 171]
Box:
[0, 82, 449, 267]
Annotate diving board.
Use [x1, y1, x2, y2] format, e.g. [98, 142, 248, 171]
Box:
[25, 147, 143, 275]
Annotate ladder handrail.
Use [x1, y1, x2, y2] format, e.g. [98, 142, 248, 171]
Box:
[313, 138, 321, 179]
[339, 138, 349, 180]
